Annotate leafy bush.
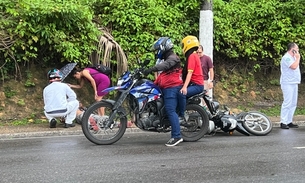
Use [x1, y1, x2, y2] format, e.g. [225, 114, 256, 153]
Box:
[213, 0, 305, 70]
[92, 0, 199, 62]
[0, 0, 100, 70]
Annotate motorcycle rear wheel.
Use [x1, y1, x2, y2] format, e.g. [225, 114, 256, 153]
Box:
[81, 101, 127, 145]
[181, 104, 209, 142]
[239, 111, 272, 136]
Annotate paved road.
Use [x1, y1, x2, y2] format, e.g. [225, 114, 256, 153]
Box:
[1, 127, 305, 183]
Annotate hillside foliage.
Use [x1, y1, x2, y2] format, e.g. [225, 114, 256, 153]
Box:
[213, 0, 305, 73]
[1, 0, 305, 81]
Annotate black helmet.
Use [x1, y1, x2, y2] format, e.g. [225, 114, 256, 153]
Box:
[47, 68, 63, 80]
[151, 37, 174, 59]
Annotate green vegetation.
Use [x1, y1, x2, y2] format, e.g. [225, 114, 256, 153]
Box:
[259, 105, 281, 116]
[10, 118, 47, 126]
[214, 0, 305, 68]
[94, 0, 199, 62]
[24, 71, 35, 87]
[269, 79, 280, 86]
[17, 99, 25, 106]
[9, 113, 47, 126]
[4, 87, 16, 98]
[260, 105, 305, 116]
[0, 0, 100, 78]
[1, 0, 304, 77]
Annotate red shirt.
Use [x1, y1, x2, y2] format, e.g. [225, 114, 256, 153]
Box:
[154, 68, 183, 89]
[187, 53, 204, 85]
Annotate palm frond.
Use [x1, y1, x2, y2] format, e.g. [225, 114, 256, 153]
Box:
[90, 27, 128, 77]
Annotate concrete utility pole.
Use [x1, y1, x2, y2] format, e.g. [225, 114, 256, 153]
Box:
[199, 0, 214, 99]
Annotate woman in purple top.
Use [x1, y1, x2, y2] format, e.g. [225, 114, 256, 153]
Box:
[69, 67, 110, 115]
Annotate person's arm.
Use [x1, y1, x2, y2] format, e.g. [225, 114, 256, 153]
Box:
[180, 70, 193, 95]
[69, 78, 84, 89]
[154, 56, 179, 72]
[180, 54, 195, 95]
[66, 85, 77, 102]
[82, 69, 98, 98]
[208, 68, 214, 89]
[144, 56, 179, 75]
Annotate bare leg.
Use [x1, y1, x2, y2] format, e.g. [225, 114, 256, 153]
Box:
[96, 96, 105, 116]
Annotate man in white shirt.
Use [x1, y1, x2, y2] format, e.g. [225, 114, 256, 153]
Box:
[43, 68, 79, 128]
[280, 42, 301, 129]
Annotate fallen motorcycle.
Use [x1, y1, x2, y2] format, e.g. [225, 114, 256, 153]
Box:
[81, 59, 210, 145]
[202, 92, 273, 136]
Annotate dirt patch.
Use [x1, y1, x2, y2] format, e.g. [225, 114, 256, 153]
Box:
[0, 65, 95, 123]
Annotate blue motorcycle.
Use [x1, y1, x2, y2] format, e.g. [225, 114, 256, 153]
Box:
[81, 59, 209, 145]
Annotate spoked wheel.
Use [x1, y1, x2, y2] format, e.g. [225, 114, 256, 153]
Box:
[81, 101, 127, 145]
[181, 104, 209, 142]
[239, 111, 272, 136]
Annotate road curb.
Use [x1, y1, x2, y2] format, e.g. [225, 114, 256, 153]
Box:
[0, 127, 143, 139]
[272, 121, 305, 127]
[1, 120, 305, 139]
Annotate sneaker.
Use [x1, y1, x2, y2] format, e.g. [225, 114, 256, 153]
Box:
[50, 118, 57, 128]
[64, 123, 75, 128]
[280, 123, 289, 129]
[89, 116, 99, 131]
[288, 122, 299, 128]
[165, 138, 183, 147]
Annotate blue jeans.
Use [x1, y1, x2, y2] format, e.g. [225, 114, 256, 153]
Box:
[178, 84, 204, 117]
[162, 86, 182, 139]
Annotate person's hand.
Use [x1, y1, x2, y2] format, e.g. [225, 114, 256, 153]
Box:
[143, 68, 153, 76]
[180, 87, 187, 95]
[208, 81, 214, 89]
[295, 51, 301, 60]
[94, 91, 98, 100]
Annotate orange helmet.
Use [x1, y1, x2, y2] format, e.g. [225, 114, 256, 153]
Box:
[181, 35, 199, 54]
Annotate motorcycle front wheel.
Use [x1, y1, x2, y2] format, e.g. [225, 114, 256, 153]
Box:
[239, 111, 272, 136]
[181, 104, 209, 142]
[81, 100, 127, 145]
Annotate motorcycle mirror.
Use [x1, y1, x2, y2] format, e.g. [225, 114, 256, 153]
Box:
[143, 58, 150, 66]
[136, 57, 141, 65]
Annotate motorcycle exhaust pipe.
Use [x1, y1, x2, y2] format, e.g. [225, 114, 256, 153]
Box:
[207, 120, 215, 133]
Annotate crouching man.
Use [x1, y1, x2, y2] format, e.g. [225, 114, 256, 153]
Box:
[43, 68, 79, 128]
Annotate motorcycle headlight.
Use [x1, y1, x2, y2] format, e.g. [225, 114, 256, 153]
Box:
[117, 78, 124, 86]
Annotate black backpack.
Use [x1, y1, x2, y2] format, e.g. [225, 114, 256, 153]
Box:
[90, 64, 112, 76]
